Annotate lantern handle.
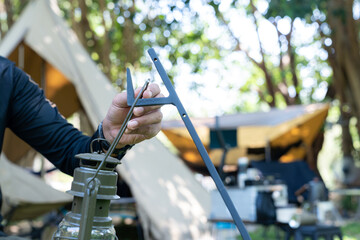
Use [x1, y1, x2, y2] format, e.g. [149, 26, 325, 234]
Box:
[78, 178, 100, 240]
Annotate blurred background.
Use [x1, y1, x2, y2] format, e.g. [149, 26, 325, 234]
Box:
[1, 0, 360, 239]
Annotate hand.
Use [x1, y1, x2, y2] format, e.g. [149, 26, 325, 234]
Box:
[102, 83, 163, 149]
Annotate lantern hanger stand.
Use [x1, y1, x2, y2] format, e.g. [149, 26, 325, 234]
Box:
[127, 48, 251, 240]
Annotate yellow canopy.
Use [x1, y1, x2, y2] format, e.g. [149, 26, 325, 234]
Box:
[161, 103, 329, 171]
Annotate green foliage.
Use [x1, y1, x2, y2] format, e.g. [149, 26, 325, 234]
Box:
[246, 225, 280, 239]
[141, 1, 221, 82]
[266, 0, 327, 21]
[0, 0, 28, 33]
[241, 221, 360, 240]
[341, 221, 360, 239]
[341, 195, 358, 212]
[1, 0, 334, 115]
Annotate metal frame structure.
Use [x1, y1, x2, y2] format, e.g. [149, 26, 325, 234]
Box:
[127, 48, 251, 240]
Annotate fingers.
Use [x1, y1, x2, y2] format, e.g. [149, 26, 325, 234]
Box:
[134, 83, 161, 99]
[127, 109, 163, 131]
[112, 91, 128, 109]
[125, 123, 161, 140]
[112, 83, 162, 109]
[133, 83, 164, 117]
[132, 99, 163, 117]
[103, 82, 164, 147]
[116, 110, 162, 147]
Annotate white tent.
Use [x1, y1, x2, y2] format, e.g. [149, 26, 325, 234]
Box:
[0, 0, 211, 239]
[0, 154, 73, 221]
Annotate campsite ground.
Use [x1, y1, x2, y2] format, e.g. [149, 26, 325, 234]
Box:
[243, 221, 360, 240]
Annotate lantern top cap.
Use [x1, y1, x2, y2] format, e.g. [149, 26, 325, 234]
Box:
[75, 153, 121, 170]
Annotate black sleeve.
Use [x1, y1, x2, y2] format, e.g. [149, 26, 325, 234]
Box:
[7, 65, 98, 176]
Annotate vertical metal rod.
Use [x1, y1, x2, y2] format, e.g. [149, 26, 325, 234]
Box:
[78, 178, 100, 240]
[147, 49, 251, 240]
[126, 48, 251, 240]
[18, 44, 24, 69]
[177, 96, 251, 240]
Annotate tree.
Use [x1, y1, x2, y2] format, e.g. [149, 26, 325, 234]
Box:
[0, 0, 27, 38]
[201, 0, 332, 170]
[323, 0, 360, 158]
[267, 0, 360, 170]
[58, 0, 143, 89]
[0, 0, 337, 169]
[207, 0, 332, 109]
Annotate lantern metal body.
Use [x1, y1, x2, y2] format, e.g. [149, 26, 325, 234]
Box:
[52, 153, 121, 240]
[53, 76, 149, 240]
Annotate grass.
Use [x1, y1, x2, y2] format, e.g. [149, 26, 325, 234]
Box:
[341, 221, 360, 240]
[236, 221, 360, 240]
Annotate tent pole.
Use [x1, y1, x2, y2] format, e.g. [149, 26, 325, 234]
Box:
[215, 115, 229, 182]
[39, 59, 46, 178]
[41, 58, 46, 92]
[18, 44, 24, 69]
[265, 140, 271, 162]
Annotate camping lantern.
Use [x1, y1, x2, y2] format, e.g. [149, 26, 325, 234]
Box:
[52, 152, 120, 240]
[53, 79, 150, 240]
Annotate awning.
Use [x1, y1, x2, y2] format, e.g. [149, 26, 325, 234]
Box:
[161, 103, 329, 170]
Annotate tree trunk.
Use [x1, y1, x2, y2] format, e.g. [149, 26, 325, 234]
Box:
[69, 0, 87, 47]
[122, 0, 139, 66]
[4, 0, 13, 29]
[98, 0, 112, 79]
[327, 0, 360, 114]
[326, 0, 360, 150]
[340, 108, 354, 157]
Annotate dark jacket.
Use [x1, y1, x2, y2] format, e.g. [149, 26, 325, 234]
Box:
[0, 56, 98, 175]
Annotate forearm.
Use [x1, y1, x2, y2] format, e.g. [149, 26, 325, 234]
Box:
[8, 66, 95, 175]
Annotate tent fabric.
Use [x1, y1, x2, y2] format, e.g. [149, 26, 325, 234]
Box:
[0, 0, 115, 127]
[0, 0, 211, 239]
[0, 154, 72, 221]
[162, 103, 329, 168]
[7, 44, 82, 119]
[119, 139, 211, 240]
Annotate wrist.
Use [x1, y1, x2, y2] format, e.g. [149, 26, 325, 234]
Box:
[98, 121, 134, 159]
[101, 119, 113, 142]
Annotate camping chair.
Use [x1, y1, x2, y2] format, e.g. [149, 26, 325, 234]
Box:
[0, 154, 72, 238]
[209, 116, 238, 186]
[211, 116, 232, 183]
[251, 160, 320, 204]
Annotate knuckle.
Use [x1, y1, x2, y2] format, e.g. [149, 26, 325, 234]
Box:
[157, 111, 163, 122]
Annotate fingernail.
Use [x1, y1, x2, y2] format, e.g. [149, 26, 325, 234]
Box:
[147, 90, 153, 98]
[128, 120, 138, 129]
[134, 107, 144, 115]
